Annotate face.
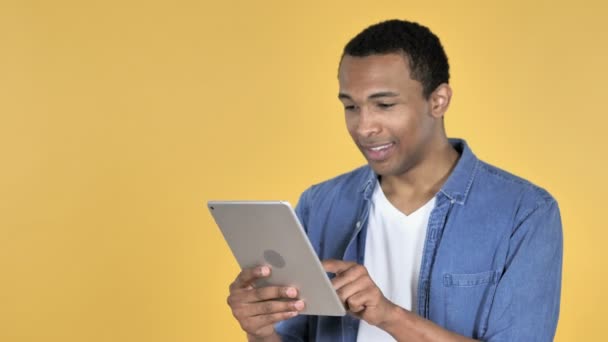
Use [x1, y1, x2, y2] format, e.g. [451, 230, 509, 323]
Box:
[338, 53, 447, 177]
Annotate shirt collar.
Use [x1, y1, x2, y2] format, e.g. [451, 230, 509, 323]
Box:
[439, 138, 479, 205]
[358, 138, 479, 206]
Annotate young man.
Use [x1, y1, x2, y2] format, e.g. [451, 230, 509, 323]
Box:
[226, 20, 562, 341]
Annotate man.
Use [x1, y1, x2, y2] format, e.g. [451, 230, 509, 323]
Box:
[226, 19, 562, 341]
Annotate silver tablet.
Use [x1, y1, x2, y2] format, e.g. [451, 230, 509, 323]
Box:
[208, 200, 346, 316]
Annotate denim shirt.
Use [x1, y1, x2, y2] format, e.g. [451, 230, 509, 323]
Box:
[276, 139, 562, 342]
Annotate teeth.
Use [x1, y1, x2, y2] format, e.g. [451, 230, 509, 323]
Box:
[370, 143, 392, 151]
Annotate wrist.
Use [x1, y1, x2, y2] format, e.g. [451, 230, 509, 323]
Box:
[377, 303, 410, 334]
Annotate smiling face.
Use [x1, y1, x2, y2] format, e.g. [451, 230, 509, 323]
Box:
[338, 53, 449, 178]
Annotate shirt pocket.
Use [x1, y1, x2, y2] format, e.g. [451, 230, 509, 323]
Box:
[443, 270, 501, 339]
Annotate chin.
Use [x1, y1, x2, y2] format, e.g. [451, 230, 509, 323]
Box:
[367, 161, 396, 177]
[367, 159, 411, 178]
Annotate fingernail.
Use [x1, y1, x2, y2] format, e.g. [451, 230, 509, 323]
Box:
[286, 287, 297, 298]
[259, 266, 269, 276]
[289, 311, 298, 317]
[294, 300, 305, 310]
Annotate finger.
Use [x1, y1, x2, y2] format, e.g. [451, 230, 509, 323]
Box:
[330, 264, 368, 290]
[335, 275, 371, 304]
[233, 286, 299, 304]
[230, 266, 271, 291]
[346, 291, 371, 313]
[322, 259, 357, 274]
[346, 281, 386, 315]
[249, 310, 299, 329]
[246, 299, 305, 316]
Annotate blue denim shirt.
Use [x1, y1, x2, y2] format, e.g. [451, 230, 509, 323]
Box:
[276, 139, 562, 342]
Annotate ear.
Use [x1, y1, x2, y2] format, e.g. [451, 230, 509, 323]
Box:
[429, 83, 452, 118]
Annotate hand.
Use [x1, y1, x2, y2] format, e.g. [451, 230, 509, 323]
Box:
[227, 265, 306, 340]
[323, 259, 397, 327]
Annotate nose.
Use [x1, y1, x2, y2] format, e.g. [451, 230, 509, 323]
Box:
[356, 106, 381, 137]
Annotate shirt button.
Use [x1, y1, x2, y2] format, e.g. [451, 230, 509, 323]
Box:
[355, 221, 361, 228]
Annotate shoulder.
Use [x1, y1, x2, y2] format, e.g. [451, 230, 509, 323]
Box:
[473, 159, 558, 221]
[296, 165, 375, 229]
[295, 165, 372, 221]
[300, 165, 373, 202]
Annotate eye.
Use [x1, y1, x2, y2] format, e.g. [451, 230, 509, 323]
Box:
[378, 103, 395, 109]
[344, 105, 357, 111]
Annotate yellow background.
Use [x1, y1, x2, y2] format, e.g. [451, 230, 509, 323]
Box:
[1, 1, 606, 341]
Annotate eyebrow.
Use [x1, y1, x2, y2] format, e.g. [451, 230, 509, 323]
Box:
[338, 91, 400, 100]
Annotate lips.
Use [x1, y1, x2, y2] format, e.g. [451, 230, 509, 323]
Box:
[361, 142, 395, 162]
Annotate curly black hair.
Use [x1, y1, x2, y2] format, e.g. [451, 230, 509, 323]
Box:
[342, 19, 450, 99]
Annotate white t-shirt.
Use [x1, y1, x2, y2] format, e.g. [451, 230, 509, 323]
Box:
[356, 181, 436, 342]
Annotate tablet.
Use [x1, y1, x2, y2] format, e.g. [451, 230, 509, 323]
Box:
[207, 200, 346, 316]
